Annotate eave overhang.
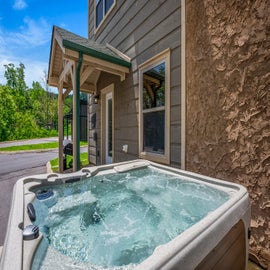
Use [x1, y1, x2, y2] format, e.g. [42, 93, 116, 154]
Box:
[48, 25, 131, 94]
[62, 39, 131, 68]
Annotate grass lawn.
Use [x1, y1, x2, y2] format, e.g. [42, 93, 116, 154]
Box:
[0, 141, 88, 152]
[50, 152, 89, 172]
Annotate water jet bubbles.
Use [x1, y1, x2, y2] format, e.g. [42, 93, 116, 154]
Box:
[32, 167, 230, 269]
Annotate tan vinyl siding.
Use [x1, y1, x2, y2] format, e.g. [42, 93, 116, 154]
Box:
[89, 0, 181, 167]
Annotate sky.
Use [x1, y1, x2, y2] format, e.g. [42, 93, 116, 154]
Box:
[0, 0, 88, 89]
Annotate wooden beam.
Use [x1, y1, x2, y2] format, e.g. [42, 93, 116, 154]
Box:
[59, 61, 73, 84]
[48, 76, 58, 87]
[70, 62, 76, 90]
[58, 82, 64, 173]
[63, 52, 129, 83]
[63, 87, 72, 99]
[64, 49, 130, 74]
[94, 70, 101, 84]
[83, 53, 130, 74]
[94, 64, 126, 81]
[120, 73, 126, 81]
[64, 49, 78, 62]
[54, 30, 65, 53]
[80, 66, 94, 86]
[106, 43, 131, 62]
[48, 39, 57, 81]
[80, 82, 96, 93]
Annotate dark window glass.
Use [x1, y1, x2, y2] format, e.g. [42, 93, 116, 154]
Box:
[105, 0, 114, 13]
[96, 0, 103, 27]
[143, 62, 165, 110]
[96, 0, 114, 28]
[143, 111, 165, 154]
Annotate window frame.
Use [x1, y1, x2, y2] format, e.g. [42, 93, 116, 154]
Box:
[94, 0, 116, 31]
[101, 84, 114, 165]
[139, 49, 171, 164]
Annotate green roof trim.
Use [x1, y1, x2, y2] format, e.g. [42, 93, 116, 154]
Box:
[62, 39, 131, 68]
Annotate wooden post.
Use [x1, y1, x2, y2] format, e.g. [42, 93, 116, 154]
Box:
[58, 82, 64, 173]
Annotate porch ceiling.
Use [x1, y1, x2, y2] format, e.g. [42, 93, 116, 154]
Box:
[48, 26, 131, 94]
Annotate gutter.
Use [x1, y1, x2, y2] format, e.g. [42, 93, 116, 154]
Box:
[62, 39, 131, 68]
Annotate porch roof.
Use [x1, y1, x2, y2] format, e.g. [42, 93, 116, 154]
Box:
[48, 26, 131, 94]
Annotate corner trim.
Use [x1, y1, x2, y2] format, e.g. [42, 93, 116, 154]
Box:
[181, 0, 186, 170]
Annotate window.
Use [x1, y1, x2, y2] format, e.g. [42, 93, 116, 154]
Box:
[139, 49, 170, 164]
[95, 0, 115, 28]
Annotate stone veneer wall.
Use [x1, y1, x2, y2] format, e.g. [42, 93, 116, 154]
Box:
[186, 0, 270, 267]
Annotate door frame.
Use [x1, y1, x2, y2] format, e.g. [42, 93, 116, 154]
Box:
[101, 84, 114, 164]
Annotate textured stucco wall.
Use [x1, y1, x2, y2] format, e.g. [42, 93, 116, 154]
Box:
[186, 0, 270, 266]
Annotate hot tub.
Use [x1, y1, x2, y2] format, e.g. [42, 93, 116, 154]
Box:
[0, 160, 250, 270]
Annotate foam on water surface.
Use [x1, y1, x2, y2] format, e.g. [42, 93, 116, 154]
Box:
[32, 167, 230, 269]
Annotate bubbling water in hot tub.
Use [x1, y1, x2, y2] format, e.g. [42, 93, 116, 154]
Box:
[32, 167, 230, 270]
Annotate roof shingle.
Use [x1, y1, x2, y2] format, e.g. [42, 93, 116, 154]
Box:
[54, 25, 131, 68]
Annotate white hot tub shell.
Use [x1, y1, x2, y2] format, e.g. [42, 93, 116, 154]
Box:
[0, 160, 250, 270]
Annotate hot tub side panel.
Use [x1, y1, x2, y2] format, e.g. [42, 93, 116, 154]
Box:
[195, 220, 246, 270]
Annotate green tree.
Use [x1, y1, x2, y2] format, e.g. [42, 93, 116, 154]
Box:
[1, 63, 60, 141]
[4, 63, 27, 92]
[4, 63, 28, 111]
[12, 112, 41, 140]
[0, 85, 17, 141]
[28, 81, 47, 127]
[1, 62, 88, 141]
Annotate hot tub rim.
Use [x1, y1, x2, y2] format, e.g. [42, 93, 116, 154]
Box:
[0, 159, 250, 270]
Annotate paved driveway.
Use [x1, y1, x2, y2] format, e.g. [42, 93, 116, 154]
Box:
[0, 139, 88, 246]
[0, 151, 57, 175]
[0, 166, 47, 245]
[0, 145, 58, 245]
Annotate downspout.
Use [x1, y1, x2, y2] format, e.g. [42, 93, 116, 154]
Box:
[75, 52, 83, 171]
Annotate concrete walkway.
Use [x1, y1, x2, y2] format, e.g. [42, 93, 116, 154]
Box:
[0, 137, 58, 148]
